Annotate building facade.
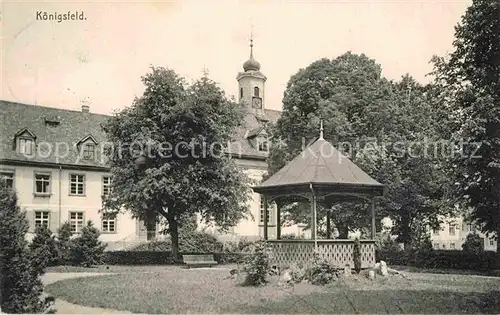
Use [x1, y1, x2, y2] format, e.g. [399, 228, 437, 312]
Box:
[430, 217, 497, 251]
[0, 41, 307, 249]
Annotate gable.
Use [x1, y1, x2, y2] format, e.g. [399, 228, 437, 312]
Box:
[77, 134, 99, 146]
[14, 128, 36, 139]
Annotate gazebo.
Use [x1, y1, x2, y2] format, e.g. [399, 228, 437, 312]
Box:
[252, 125, 385, 269]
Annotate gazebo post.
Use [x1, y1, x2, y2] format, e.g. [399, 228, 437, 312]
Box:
[310, 190, 318, 250]
[276, 201, 281, 240]
[326, 210, 331, 239]
[371, 199, 376, 239]
[263, 194, 268, 240]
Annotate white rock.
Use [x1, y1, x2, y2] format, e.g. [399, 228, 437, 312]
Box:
[368, 270, 375, 280]
[282, 269, 292, 282]
[374, 262, 381, 270]
[380, 260, 388, 277]
[343, 265, 351, 277]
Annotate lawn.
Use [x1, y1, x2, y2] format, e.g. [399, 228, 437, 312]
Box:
[46, 266, 500, 314]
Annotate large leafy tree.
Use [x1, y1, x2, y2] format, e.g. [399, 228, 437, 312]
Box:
[269, 53, 453, 249]
[431, 0, 500, 252]
[102, 67, 253, 259]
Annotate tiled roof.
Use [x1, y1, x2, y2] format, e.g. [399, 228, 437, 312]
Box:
[0, 100, 109, 168]
[257, 138, 384, 189]
[0, 100, 281, 168]
[227, 109, 279, 160]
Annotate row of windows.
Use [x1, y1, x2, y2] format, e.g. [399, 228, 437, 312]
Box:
[433, 238, 495, 250]
[240, 86, 260, 99]
[0, 171, 111, 197]
[16, 138, 97, 160]
[34, 210, 116, 233]
[432, 222, 478, 236]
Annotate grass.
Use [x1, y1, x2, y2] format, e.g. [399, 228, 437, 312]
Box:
[46, 266, 500, 314]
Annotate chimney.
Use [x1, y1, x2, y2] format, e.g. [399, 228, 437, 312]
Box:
[81, 105, 90, 113]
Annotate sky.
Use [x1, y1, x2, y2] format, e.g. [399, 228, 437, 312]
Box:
[2, 0, 471, 115]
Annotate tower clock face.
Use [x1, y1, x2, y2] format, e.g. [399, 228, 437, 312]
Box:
[252, 97, 262, 109]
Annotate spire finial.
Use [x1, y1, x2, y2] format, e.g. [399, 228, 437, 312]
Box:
[202, 65, 209, 77]
[250, 25, 254, 58]
[319, 120, 324, 140]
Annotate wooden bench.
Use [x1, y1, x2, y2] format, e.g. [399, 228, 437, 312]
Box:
[182, 254, 218, 268]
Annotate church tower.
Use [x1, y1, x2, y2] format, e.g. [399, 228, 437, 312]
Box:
[237, 35, 267, 117]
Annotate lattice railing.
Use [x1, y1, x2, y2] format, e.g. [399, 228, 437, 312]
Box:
[268, 239, 375, 270]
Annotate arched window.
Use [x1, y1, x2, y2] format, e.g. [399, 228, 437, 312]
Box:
[240, 87, 243, 99]
[254, 87, 260, 97]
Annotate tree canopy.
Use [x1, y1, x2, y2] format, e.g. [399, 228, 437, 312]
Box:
[269, 52, 453, 248]
[102, 67, 253, 258]
[431, 0, 500, 250]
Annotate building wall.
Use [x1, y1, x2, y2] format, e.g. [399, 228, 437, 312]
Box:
[3, 164, 138, 245]
[430, 217, 497, 251]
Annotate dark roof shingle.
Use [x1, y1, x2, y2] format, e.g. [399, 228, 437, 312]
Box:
[0, 100, 282, 167]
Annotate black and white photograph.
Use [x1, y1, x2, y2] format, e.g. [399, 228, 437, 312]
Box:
[1, 0, 500, 313]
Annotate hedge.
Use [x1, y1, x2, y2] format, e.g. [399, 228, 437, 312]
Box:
[377, 249, 499, 271]
[103, 251, 247, 265]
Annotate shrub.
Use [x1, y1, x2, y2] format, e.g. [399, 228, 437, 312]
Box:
[69, 221, 107, 267]
[102, 250, 247, 265]
[131, 230, 225, 253]
[462, 232, 484, 253]
[104, 251, 175, 265]
[242, 241, 271, 286]
[377, 249, 498, 271]
[288, 264, 306, 283]
[56, 221, 73, 265]
[305, 254, 340, 285]
[375, 232, 401, 252]
[413, 234, 434, 266]
[29, 225, 59, 273]
[0, 181, 54, 313]
[353, 238, 362, 274]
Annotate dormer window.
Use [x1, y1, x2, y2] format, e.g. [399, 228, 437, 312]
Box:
[14, 128, 36, 156]
[83, 144, 95, 160]
[77, 135, 98, 161]
[258, 136, 268, 152]
[254, 87, 260, 97]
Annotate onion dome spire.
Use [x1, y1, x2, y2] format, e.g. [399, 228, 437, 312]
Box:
[243, 31, 261, 72]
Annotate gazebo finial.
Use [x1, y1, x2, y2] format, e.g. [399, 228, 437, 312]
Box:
[319, 120, 324, 140]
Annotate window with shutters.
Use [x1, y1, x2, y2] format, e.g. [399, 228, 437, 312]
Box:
[34, 211, 50, 229]
[34, 173, 51, 196]
[69, 174, 85, 196]
[69, 212, 84, 233]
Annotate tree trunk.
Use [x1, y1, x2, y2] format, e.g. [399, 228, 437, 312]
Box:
[402, 214, 412, 252]
[326, 212, 331, 239]
[168, 217, 180, 262]
[496, 225, 500, 267]
[337, 223, 349, 239]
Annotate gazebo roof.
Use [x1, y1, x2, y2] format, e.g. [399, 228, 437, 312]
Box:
[253, 137, 385, 198]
